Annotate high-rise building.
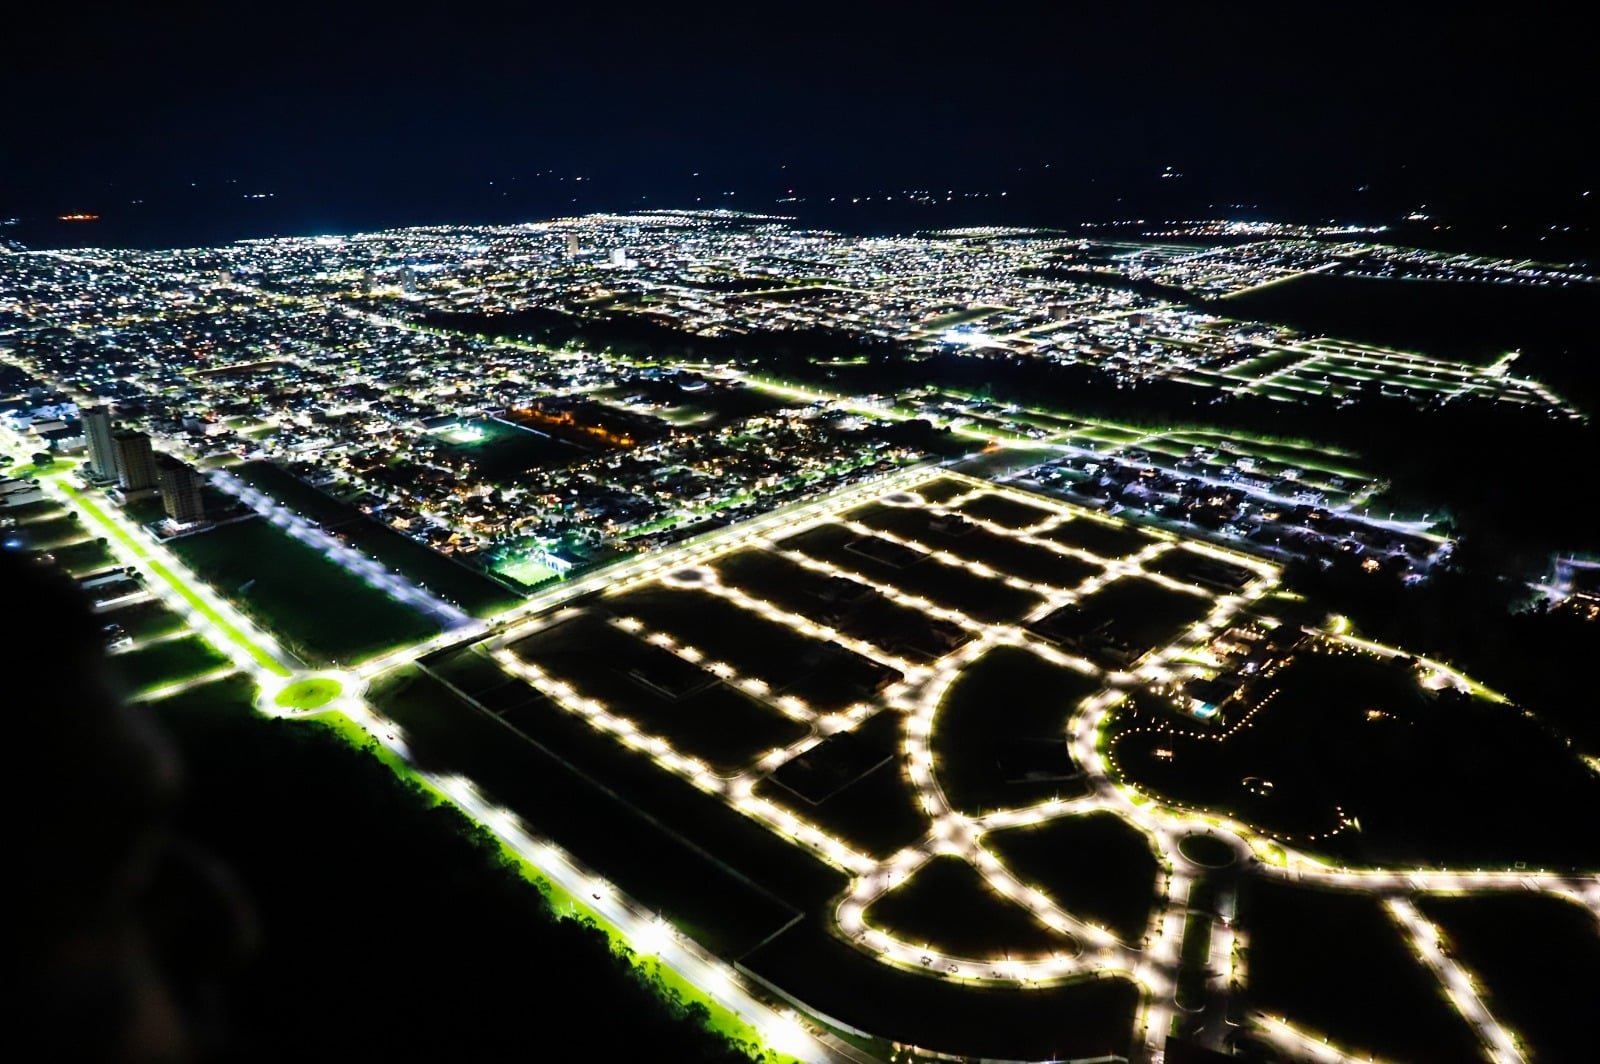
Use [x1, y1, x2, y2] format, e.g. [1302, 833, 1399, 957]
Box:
[566, 232, 580, 257]
[610, 247, 630, 268]
[157, 458, 207, 526]
[82, 405, 117, 482]
[399, 266, 418, 294]
[112, 430, 158, 495]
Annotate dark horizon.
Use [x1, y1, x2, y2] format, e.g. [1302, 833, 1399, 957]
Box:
[5, 4, 1595, 253]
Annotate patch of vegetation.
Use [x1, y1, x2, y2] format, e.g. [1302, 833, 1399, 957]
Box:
[273, 677, 342, 710]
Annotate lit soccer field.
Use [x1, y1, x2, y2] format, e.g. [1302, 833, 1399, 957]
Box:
[434, 422, 488, 445]
[493, 554, 562, 587]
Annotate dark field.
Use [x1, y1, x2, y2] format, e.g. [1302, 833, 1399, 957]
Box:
[712, 548, 972, 662]
[747, 916, 1138, 1061]
[1418, 893, 1600, 1064]
[758, 710, 930, 859]
[1030, 577, 1211, 666]
[1038, 516, 1161, 559]
[112, 633, 230, 695]
[1145, 546, 1257, 593]
[863, 855, 1075, 959]
[778, 521, 1043, 623]
[507, 611, 808, 774]
[847, 502, 1102, 589]
[984, 812, 1162, 945]
[953, 491, 1057, 529]
[410, 646, 848, 914]
[1108, 649, 1600, 867]
[169, 517, 441, 666]
[601, 584, 900, 712]
[369, 662, 806, 956]
[1240, 878, 1481, 1062]
[147, 675, 755, 1062]
[912, 477, 977, 505]
[234, 461, 521, 616]
[1222, 272, 1594, 369]
[43, 536, 117, 574]
[932, 646, 1098, 814]
[99, 598, 188, 641]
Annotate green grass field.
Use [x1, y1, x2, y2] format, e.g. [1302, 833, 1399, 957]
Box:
[113, 634, 232, 696]
[43, 537, 117, 575]
[169, 518, 440, 667]
[494, 554, 562, 587]
[274, 676, 344, 710]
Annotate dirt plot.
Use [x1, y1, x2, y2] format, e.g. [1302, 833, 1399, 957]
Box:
[984, 813, 1162, 945]
[778, 521, 1043, 624]
[933, 646, 1099, 814]
[1145, 546, 1257, 593]
[713, 549, 970, 662]
[757, 711, 930, 858]
[864, 855, 1077, 958]
[507, 611, 808, 774]
[954, 491, 1058, 529]
[602, 584, 901, 712]
[849, 504, 1102, 589]
[1038, 516, 1161, 559]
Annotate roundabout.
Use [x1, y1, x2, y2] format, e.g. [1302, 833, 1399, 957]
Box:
[266, 673, 350, 712]
[1177, 832, 1239, 869]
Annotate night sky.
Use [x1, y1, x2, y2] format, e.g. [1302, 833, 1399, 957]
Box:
[5, 4, 1595, 236]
